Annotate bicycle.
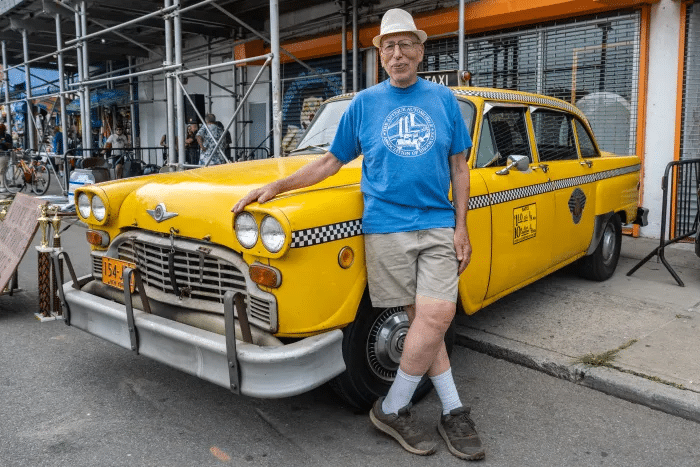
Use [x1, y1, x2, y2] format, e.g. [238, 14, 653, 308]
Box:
[1, 149, 51, 195]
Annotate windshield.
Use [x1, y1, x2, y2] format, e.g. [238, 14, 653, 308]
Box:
[293, 97, 475, 153]
[294, 99, 351, 152]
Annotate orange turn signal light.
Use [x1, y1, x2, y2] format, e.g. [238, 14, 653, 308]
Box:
[86, 229, 110, 247]
[338, 246, 354, 269]
[249, 262, 281, 288]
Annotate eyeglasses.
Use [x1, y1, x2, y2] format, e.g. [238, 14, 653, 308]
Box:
[380, 40, 419, 56]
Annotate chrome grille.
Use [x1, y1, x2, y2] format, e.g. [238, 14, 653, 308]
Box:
[117, 241, 248, 301]
[92, 235, 277, 331]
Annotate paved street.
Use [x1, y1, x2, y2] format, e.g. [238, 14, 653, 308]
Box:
[2, 308, 699, 467]
[1, 182, 699, 465]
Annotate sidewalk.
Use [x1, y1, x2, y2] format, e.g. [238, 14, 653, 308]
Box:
[456, 235, 700, 423]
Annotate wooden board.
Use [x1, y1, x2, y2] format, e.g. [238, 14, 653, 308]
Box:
[0, 194, 49, 293]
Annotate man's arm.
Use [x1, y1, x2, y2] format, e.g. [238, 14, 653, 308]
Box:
[450, 151, 471, 275]
[232, 152, 344, 213]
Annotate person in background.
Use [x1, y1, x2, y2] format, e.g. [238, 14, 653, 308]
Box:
[0, 123, 12, 193]
[102, 126, 129, 178]
[52, 126, 63, 155]
[215, 121, 232, 161]
[185, 123, 200, 165]
[196, 113, 225, 166]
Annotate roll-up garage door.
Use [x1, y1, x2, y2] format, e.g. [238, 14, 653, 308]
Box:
[280, 55, 352, 153]
[418, 10, 641, 156]
[676, 3, 700, 237]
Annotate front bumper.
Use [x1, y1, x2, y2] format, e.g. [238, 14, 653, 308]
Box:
[60, 274, 346, 398]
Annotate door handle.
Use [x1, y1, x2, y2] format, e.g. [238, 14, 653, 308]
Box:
[580, 160, 593, 168]
[532, 163, 549, 173]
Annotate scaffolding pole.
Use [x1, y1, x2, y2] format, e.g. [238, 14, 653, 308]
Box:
[270, 0, 281, 158]
[174, 0, 186, 165]
[21, 29, 35, 151]
[80, 2, 92, 150]
[55, 10, 69, 193]
[2, 41, 12, 134]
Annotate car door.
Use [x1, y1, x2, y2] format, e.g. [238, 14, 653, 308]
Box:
[475, 105, 556, 302]
[529, 108, 597, 264]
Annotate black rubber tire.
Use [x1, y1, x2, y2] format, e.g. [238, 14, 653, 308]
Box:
[577, 214, 622, 281]
[31, 163, 50, 195]
[329, 291, 456, 411]
[2, 165, 24, 194]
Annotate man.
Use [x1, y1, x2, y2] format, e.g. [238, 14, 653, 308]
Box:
[185, 123, 200, 165]
[196, 113, 226, 166]
[0, 123, 12, 193]
[232, 8, 483, 461]
[103, 126, 129, 178]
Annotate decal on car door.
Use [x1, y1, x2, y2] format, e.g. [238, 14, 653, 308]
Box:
[513, 203, 537, 244]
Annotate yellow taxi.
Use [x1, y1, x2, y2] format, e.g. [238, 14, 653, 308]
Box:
[61, 86, 647, 409]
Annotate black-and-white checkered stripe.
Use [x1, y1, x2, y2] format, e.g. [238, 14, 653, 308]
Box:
[291, 219, 363, 248]
[453, 88, 586, 122]
[290, 164, 640, 247]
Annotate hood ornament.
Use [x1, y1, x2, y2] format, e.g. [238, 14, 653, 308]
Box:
[147, 203, 179, 223]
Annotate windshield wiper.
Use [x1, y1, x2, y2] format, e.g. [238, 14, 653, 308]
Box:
[290, 142, 330, 154]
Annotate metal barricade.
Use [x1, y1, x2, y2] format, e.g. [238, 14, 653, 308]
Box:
[627, 158, 700, 286]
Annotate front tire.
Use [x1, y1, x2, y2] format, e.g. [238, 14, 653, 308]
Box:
[577, 214, 622, 281]
[330, 291, 456, 410]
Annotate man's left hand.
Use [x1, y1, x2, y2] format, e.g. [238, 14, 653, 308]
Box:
[454, 225, 472, 275]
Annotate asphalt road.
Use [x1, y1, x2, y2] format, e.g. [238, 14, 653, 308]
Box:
[2, 297, 699, 466]
[1, 203, 699, 466]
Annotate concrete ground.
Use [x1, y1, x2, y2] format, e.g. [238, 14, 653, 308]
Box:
[457, 235, 700, 423]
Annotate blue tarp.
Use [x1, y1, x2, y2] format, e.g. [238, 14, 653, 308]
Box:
[2, 67, 61, 98]
[65, 89, 129, 111]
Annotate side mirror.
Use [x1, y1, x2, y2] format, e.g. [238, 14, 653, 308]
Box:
[496, 155, 530, 175]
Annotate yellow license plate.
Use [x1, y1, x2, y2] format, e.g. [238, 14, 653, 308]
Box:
[102, 257, 136, 292]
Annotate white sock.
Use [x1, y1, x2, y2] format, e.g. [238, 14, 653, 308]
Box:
[430, 368, 463, 415]
[382, 368, 423, 415]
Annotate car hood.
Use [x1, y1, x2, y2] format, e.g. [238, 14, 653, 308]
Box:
[110, 155, 362, 243]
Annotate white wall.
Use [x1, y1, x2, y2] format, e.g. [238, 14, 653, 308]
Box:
[640, 0, 682, 237]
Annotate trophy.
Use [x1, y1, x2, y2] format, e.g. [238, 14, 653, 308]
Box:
[51, 206, 62, 243]
[37, 204, 50, 249]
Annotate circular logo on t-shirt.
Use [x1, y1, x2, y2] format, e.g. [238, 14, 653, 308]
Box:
[381, 106, 436, 157]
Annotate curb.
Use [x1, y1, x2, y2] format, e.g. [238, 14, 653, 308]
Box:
[456, 325, 700, 424]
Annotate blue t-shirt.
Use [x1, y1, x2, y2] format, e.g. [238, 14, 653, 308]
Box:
[330, 78, 472, 234]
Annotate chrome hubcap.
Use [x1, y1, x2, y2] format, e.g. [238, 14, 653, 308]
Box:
[601, 223, 616, 264]
[367, 307, 409, 381]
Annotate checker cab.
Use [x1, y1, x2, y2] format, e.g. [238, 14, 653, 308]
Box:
[61, 86, 647, 409]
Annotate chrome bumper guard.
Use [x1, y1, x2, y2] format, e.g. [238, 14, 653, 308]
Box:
[52, 251, 346, 398]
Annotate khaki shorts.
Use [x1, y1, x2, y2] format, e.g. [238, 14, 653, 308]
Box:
[364, 228, 459, 307]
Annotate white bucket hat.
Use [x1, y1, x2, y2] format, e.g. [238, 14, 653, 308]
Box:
[372, 8, 427, 48]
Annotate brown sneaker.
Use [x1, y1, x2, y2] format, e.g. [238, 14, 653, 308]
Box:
[438, 406, 485, 461]
[369, 397, 437, 456]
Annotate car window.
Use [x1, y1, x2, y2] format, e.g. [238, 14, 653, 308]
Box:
[574, 119, 600, 158]
[295, 99, 351, 151]
[458, 100, 475, 137]
[531, 110, 578, 161]
[476, 107, 531, 168]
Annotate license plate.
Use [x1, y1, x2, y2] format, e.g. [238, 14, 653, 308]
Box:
[102, 257, 136, 292]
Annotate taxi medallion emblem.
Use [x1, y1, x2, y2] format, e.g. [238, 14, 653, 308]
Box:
[568, 188, 586, 224]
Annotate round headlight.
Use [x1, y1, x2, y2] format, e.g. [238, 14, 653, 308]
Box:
[235, 212, 258, 248]
[260, 216, 286, 253]
[77, 193, 91, 219]
[91, 196, 106, 221]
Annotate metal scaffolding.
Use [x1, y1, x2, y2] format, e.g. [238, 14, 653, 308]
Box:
[0, 0, 467, 193]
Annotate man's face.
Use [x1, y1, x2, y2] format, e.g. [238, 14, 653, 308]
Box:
[379, 32, 424, 88]
[116, 128, 124, 135]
